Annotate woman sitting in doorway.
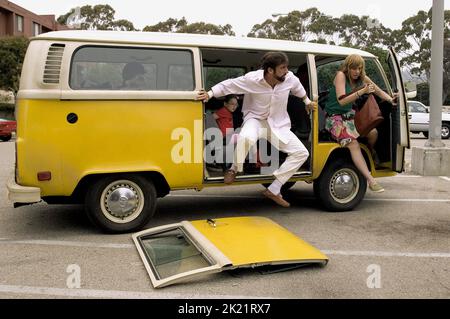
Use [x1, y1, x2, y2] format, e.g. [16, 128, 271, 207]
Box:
[324, 54, 397, 193]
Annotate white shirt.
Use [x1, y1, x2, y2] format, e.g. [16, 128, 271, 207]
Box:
[210, 70, 310, 143]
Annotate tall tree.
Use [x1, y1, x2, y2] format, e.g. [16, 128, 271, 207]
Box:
[336, 14, 394, 48]
[247, 8, 393, 49]
[57, 5, 136, 31]
[0, 37, 29, 95]
[143, 17, 235, 35]
[391, 9, 450, 83]
[247, 8, 330, 42]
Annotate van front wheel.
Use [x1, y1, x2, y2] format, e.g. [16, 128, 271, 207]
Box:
[313, 160, 366, 211]
[85, 174, 156, 233]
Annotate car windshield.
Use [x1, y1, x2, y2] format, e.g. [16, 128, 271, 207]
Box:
[409, 102, 427, 113]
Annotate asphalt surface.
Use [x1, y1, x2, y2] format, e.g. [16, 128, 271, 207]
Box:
[0, 134, 449, 299]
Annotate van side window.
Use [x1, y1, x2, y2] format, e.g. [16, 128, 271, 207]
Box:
[70, 46, 194, 91]
[364, 59, 388, 92]
[316, 58, 388, 98]
[203, 66, 246, 91]
[316, 60, 342, 97]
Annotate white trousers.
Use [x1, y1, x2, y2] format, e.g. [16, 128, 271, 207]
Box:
[232, 118, 309, 184]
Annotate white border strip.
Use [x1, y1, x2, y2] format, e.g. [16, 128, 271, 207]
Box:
[439, 176, 450, 182]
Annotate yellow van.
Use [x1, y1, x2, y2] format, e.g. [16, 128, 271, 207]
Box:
[7, 31, 411, 233]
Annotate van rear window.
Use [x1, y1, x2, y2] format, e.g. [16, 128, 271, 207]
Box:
[70, 46, 194, 91]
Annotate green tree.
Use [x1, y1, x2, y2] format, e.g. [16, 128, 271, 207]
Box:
[143, 17, 235, 35]
[112, 19, 136, 31]
[247, 8, 331, 42]
[0, 37, 29, 95]
[335, 14, 394, 48]
[57, 5, 136, 31]
[248, 9, 394, 70]
[392, 9, 450, 82]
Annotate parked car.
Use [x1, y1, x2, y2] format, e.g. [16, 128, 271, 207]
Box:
[408, 101, 450, 139]
[0, 119, 16, 142]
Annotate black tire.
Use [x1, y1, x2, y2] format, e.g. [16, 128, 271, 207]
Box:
[422, 131, 429, 138]
[262, 181, 296, 193]
[0, 134, 12, 142]
[313, 159, 366, 211]
[441, 123, 450, 139]
[85, 174, 157, 233]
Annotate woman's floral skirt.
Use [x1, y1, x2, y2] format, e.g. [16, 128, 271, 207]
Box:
[325, 110, 360, 146]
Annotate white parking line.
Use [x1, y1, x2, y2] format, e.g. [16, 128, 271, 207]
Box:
[0, 284, 266, 299]
[169, 194, 450, 203]
[1, 239, 449, 258]
[0, 239, 134, 249]
[364, 198, 450, 202]
[322, 250, 450, 258]
[395, 175, 423, 178]
[439, 176, 450, 182]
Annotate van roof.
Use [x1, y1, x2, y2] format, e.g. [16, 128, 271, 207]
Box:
[35, 30, 376, 58]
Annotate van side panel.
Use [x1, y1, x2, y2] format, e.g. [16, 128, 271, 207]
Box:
[16, 99, 203, 196]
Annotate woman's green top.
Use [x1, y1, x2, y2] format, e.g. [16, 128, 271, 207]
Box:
[325, 77, 362, 115]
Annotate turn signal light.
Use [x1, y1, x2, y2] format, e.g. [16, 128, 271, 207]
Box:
[37, 171, 52, 181]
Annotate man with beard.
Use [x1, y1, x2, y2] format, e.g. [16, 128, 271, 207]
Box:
[197, 52, 316, 207]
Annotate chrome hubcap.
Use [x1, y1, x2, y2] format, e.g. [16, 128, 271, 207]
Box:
[100, 180, 144, 223]
[330, 169, 359, 203]
[106, 185, 138, 218]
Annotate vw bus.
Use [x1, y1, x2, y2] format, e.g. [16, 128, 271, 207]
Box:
[7, 31, 411, 233]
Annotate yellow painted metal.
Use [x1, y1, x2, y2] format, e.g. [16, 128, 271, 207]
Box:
[190, 216, 328, 266]
[15, 99, 204, 196]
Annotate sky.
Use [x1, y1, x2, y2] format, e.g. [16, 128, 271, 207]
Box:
[10, 0, 450, 36]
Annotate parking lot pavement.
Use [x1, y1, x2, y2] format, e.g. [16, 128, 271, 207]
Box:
[0, 137, 449, 299]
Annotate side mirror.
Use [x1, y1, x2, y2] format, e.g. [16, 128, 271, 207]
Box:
[404, 82, 417, 100]
[405, 90, 417, 99]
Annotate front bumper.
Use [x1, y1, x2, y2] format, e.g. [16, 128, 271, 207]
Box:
[6, 178, 41, 204]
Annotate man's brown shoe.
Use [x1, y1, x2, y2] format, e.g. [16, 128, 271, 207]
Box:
[224, 169, 237, 185]
[262, 189, 290, 208]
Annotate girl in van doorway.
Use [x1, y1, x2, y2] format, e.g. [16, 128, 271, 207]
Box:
[213, 95, 239, 171]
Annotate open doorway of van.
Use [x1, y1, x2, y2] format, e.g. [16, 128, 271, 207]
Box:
[314, 55, 395, 170]
[200, 48, 313, 183]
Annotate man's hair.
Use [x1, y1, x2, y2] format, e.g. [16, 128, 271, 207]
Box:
[260, 52, 289, 72]
[122, 62, 145, 81]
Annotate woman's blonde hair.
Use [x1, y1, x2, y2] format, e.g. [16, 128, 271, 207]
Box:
[339, 54, 366, 83]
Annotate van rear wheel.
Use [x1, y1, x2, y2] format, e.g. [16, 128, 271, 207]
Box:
[85, 174, 156, 233]
[313, 159, 366, 211]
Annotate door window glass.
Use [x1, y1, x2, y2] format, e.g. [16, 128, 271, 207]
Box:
[137, 228, 214, 280]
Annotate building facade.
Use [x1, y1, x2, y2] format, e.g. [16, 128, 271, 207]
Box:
[0, 0, 68, 37]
